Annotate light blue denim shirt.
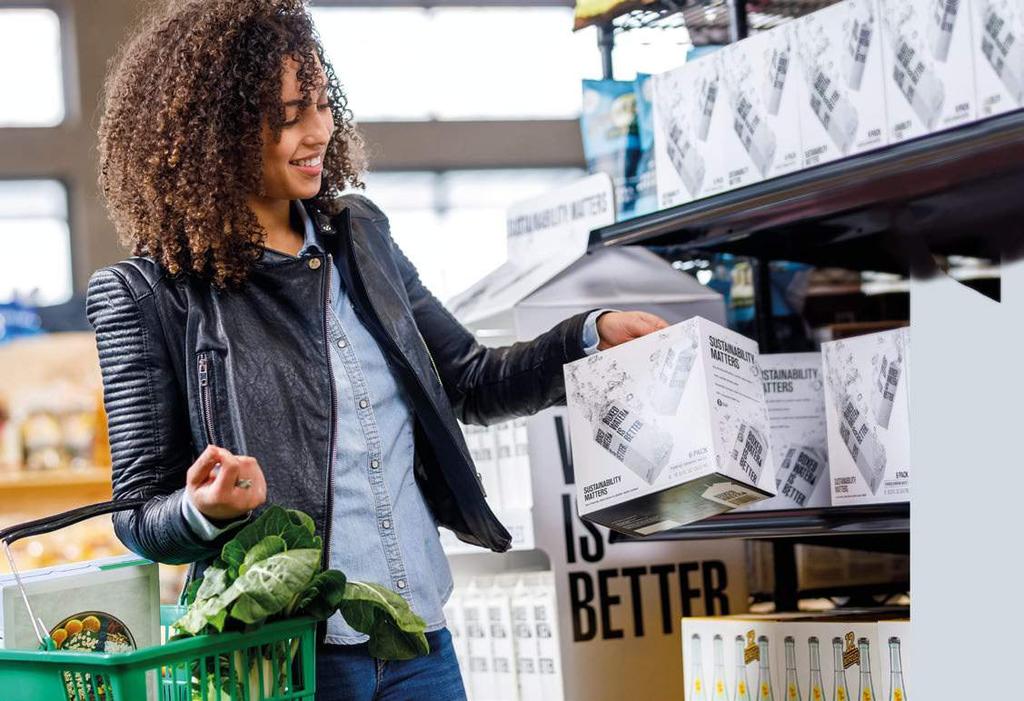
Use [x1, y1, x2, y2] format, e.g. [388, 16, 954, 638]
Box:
[183, 201, 606, 644]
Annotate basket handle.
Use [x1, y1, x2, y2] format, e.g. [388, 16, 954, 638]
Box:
[0, 498, 149, 545]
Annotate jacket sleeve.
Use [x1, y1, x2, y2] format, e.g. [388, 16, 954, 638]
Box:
[353, 199, 594, 426]
[86, 266, 230, 565]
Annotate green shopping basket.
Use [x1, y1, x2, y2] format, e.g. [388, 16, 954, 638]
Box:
[0, 500, 318, 701]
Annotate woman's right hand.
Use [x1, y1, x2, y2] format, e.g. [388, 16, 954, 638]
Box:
[186, 444, 268, 521]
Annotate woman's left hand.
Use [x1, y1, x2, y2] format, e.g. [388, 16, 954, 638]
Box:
[595, 311, 670, 351]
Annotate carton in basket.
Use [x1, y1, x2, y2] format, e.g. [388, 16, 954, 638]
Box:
[564, 316, 776, 536]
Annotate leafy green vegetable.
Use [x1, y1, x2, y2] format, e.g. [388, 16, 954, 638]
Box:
[173, 505, 428, 664]
[338, 582, 430, 660]
[294, 570, 347, 620]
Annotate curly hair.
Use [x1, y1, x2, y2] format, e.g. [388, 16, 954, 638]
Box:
[98, 0, 365, 288]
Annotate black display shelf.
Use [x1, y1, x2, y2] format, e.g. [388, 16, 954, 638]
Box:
[607, 503, 909, 544]
[589, 111, 1024, 273]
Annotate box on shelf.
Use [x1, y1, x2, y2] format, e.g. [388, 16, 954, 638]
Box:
[973, 0, 1024, 117]
[0, 554, 160, 652]
[564, 316, 776, 536]
[719, 23, 805, 180]
[822, 327, 911, 505]
[793, 0, 889, 167]
[683, 612, 908, 701]
[749, 352, 830, 511]
[652, 56, 732, 208]
[880, 0, 977, 142]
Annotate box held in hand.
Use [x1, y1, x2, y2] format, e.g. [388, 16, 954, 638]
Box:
[564, 316, 776, 536]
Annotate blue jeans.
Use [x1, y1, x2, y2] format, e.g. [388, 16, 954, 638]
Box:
[315, 628, 468, 701]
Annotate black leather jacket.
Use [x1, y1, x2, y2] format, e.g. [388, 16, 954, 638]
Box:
[86, 194, 592, 573]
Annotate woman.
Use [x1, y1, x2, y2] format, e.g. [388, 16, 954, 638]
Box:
[90, 1, 667, 698]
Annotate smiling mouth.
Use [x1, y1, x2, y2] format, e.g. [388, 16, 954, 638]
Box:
[289, 155, 323, 167]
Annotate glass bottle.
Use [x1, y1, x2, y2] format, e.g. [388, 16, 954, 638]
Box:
[758, 635, 775, 701]
[858, 637, 876, 701]
[808, 637, 826, 701]
[832, 637, 851, 701]
[887, 637, 907, 701]
[691, 634, 708, 701]
[784, 636, 803, 701]
[735, 635, 753, 701]
[713, 634, 729, 701]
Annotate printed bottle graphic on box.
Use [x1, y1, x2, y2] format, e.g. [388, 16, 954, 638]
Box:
[691, 634, 709, 701]
[823, 328, 910, 505]
[880, 0, 977, 142]
[565, 317, 776, 536]
[758, 636, 777, 700]
[808, 637, 826, 701]
[832, 636, 853, 701]
[735, 634, 754, 701]
[877, 621, 910, 701]
[974, 0, 1024, 116]
[794, 0, 889, 167]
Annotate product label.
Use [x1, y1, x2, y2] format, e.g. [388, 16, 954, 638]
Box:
[702, 482, 765, 508]
[744, 631, 760, 663]
[842, 632, 860, 669]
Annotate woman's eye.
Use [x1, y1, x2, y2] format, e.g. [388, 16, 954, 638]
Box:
[317, 102, 330, 111]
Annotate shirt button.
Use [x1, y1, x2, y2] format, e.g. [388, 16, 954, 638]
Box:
[381, 519, 391, 529]
[396, 579, 407, 590]
[358, 399, 369, 409]
[307, 258, 321, 270]
[370, 459, 380, 469]
[337, 339, 348, 349]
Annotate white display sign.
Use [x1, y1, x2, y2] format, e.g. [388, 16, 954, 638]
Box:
[448, 173, 615, 327]
[879, 0, 978, 142]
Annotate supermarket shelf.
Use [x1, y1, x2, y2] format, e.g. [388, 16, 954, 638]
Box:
[0, 467, 112, 491]
[607, 503, 909, 543]
[589, 111, 1024, 273]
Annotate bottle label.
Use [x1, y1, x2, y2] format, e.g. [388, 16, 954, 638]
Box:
[695, 679, 703, 692]
[744, 631, 760, 663]
[893, 690, 904, 701]
[842, 633, 860, 669]
[812, 686, 823, 700]
[837, 689, 848, 701]
[788, 683, 799, 699]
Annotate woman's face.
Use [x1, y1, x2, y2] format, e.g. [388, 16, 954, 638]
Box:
[258, 56, 335, 201]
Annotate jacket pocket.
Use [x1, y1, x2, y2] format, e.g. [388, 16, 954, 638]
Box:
[196, 351, 220, 446]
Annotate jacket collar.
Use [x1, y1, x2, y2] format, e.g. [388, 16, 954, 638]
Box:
[258, 200, 347, 265]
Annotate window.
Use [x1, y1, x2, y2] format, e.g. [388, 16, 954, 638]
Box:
[0, 180, 72, 306]
[311, 6, 599, 120]
[355, 168, 584, 302]
[0, 8, 65, 127]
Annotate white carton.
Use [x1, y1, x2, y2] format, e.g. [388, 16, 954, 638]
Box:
[530, 573, 563, 701]
[486, 581, 520, 701]
[822, 328, 911, 505]
[464, 583, 498, 700]
[510, 578, 544, 701]
[496, 419, 533, 510]
[565, 317, 776, 536]
[463, 423, 503, 511]
[719, 24, 805, 180]
[443, 594, 472, 695]
[652, 56, 740, 208]
[793, 0, 889, 166]
[973, 0, 1024, 117]
[880, 0, 977, 142]
[877, 621, 911, 701]
[0, 555, 160, 652]
[752, 352, 830, 510]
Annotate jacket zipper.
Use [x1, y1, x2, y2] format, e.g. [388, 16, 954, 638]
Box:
[413, 325, 444, 388]
[197, 352, 216, 445]
[320, 254, 339, 572]
[344, 236, 492, 504]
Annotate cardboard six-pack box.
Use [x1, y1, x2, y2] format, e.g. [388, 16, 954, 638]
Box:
[564, 317, 776, 536]
[683, 613, 906, 701]
[972, 0, 1024, 118]
[822, 327, 911, 505]
[750, 352, 831, 511]
[879, 0, 978, 142]
[719, 23, 805, 181]
[792, 0, 889, 167]
[652, 57, 733, 209]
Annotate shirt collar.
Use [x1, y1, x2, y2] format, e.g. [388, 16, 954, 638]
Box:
[295, 200, 322, 256]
